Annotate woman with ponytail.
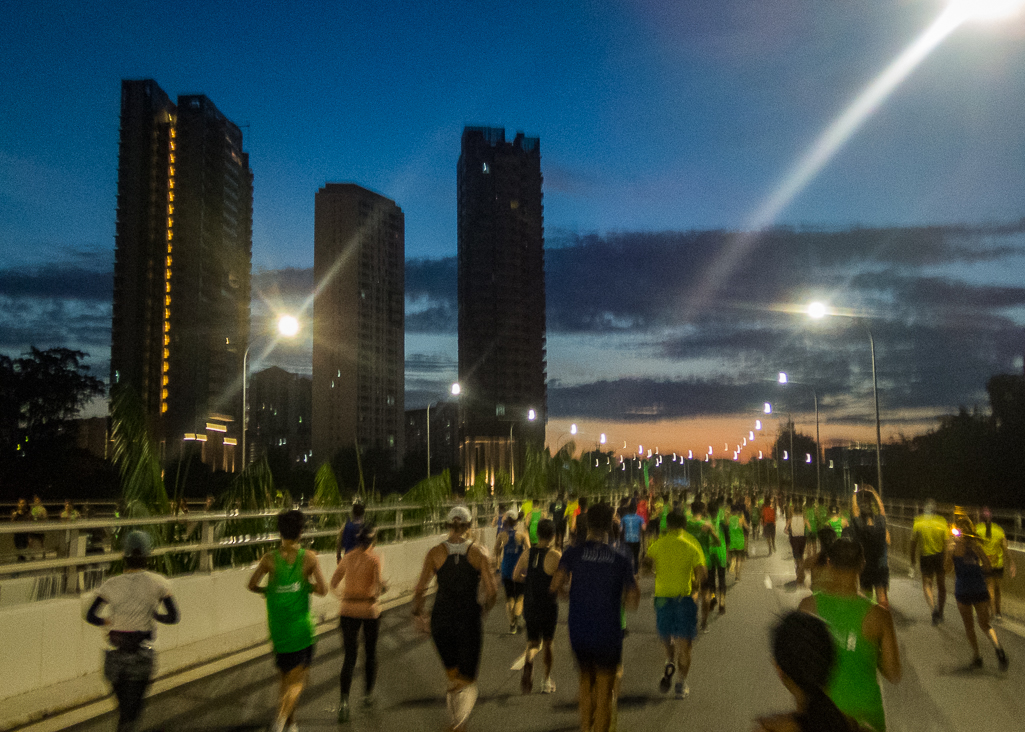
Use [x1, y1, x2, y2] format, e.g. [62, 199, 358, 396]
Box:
[755, 611, 869, 732]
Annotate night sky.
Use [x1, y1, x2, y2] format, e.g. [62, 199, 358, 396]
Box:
[2, 1, 1025, 460]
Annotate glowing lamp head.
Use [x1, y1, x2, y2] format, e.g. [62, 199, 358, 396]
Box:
[600, 433, 606, 444]
[450, 383, 461, 396]
[951, 527, 961, 537]
[570, 423, 577, 435]
[527, 409, 536, 421]
[764, 402, 772, 414]
[949, 0, 1025, 21]
[277, 315, 300, 337]
[807, 302, 828, 320]
[778, 372, 788, 384]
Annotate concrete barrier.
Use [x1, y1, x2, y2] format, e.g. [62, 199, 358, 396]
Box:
[0, 527, 497, 731]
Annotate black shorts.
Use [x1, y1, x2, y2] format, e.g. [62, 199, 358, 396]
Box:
[525, 604, 558, 642]
[985, 566, 1005, 579]
[956, 590, 991, 606]
[860, 566, 890, 591]
[920, 553, 944, 576]
[790, 536, 807, 558]
[431, 617, 483, 680]
[503, 578, 524, 599]
[275, 645, 313, 673]
[763, 523, 776, 538]
[702, 564, 726, 594]
[572, 644, 621, 673]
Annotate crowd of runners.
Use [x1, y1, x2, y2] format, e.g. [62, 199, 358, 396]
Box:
[82, 488, 1017, 732]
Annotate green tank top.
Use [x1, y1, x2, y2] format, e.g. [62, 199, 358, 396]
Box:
[528, 510, 542, 544]
[660, 504, 671, 532]
[265, 547, 315, 653]
[708, 510, 728, 566]
[806, 508, 818, 533]
[814, 591, 885, 732]
[728, 514, 745, 550]
[828, 516, 843, 538]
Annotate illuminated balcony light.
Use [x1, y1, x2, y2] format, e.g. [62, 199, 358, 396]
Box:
[162, 375, 168, 386]
[165, 268, 171, 280]
[206, 423, 227, 433]
[168, 204, 174, 215]
[169, 153, 175, 163]
[161, 403, 168, 414]
[223, 438, 237, 446]
[161, 388, 168, 399]
[167, 230, 173, 240]
[162, 362, 169, 372]
[195, 434, 208, 442]
[169, 166, 175, 176]
[164, 308, 170, 320]
[163, 348, 169, 359]
[170, 127, 176, 138]
[165, 282, 171, 293]
[163, 335, 169, 345]
[166, 256, 172, 267]
[169, 179, 174, 189]
[165, 295, 171, 306]
[168, 190, 174, 201]
[164, 322, 170, 333]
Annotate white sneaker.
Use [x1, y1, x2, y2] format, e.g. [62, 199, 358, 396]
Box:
[542, 677, 556, 694]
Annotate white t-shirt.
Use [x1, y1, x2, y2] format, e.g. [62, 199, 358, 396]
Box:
[96, 571, 174, 633]
[790, 516, 806, 537]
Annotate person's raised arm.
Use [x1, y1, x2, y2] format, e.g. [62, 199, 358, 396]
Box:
[247, 553, 272, 594]
[305, 550, 329, 596]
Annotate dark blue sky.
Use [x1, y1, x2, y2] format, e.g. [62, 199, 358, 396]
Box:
[3, 1, 1025, 456]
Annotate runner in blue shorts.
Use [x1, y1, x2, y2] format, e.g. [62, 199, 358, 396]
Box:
[644, 511, 707, 699]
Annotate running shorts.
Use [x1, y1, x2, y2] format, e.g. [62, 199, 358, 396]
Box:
[502, 578, 524, 599]
[789, 536, 807, 559]
[920, 552, 944, 576]
[431, 616, 483, 680]
[654, 596, 698, 641]
[275, 645, 313, 673]
[956, 590, 991, 606]
[702, 565, 727, 595]
[860, 565, 890, 590]
[985, 566, 1005, 579]
[763, 523, 776, 538]
[525, 605, 558, 642]
[572, 644, 622, 673]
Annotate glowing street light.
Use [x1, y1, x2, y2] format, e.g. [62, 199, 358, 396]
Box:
[600, 433, 607, 445]
[949, 0, 1025, 22]
[277, 314, 300, 337]
[450, 383, 461, 396]
[764, 402, 773, 414]
[570, 423, 577, 435]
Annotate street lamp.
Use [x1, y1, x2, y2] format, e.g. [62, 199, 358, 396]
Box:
[241, 314, 302, 469]
[778, 371, 822, 498]
[427, 382, 461, 480]
[808, 301, 883, 497]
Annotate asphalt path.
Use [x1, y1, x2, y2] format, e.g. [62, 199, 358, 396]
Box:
[64, 526, 1025, 732]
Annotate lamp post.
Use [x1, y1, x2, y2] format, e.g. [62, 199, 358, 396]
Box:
[778, 372, 822, 498]
[241, 314, 300, 469]
[808, 302, 883, 497]
[426, 382, 461, 481]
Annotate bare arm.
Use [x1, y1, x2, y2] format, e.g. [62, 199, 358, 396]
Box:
[512, 550, 529, 583]
[868, 605, 902, 683]
[247, 553, 272, 594]
[692, 565, 708, 596]
[550, 566, 570, 599]
[470, 544, 498, 613]
[305, 550, 328, 597]
[412, 546, 442, 617]
[851, 492, 861, 519]
[330, 556, 346, 592]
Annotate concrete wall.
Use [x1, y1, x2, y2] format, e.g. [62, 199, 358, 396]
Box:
[0, 527, 496, 731]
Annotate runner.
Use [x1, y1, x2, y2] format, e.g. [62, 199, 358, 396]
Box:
[571, 496, 589, 545]
[826, 505, 846, 539]
[909, 500, 949, 624]
[755, 611, 870, 732]
[621, 503, 646, 574]
[798, 538, 901, 732]
[976, 506, 1017, 620]
[551, 502, 640, 732]
[850, 487, 890, 608]
[785, 497, 807, 585]
[330, 523, 387, 722]
[727, 501, 749, 581]
[552, 492, 568, 550]
[644, 511, 707, 700]
[706, 499, 729, 615]
[85, 531, 180, 732]
[513, 518, 561, 695]
[248, 510, 329, 732]
[685, 500, 720, 632]
[412, 506, 497, 732]
[526, 501, 544, 545]
[949, 513, 1009, 670]
[495, 510, 530, 633]
[761, 497, 777, 556]
[335, 502, 365, 562]
[805, 497, 820, 558]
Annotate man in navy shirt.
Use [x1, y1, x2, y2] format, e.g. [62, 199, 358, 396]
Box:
[551, 502, 639, 732]
[336, 503, 365, 562]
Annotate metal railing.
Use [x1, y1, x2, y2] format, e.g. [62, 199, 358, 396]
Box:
[0, 500, 505, 603]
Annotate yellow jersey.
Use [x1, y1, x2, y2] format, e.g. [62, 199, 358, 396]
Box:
[975, 521, 1006, 569]
[912, 514, 949, 557]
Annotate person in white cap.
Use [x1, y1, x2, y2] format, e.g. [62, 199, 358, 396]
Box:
[413, 506, 497, 732]
[85, 530, 180, 732]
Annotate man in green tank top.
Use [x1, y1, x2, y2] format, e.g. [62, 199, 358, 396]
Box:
[799, 538, 901, 731]
[249, 509, 328, 732]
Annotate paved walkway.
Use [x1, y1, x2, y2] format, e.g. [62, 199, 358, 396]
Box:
[64, 528, 1025, 732]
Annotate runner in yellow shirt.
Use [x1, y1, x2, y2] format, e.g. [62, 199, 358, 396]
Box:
[976, 506, 1017, 620]
[910, 500, 949, 624]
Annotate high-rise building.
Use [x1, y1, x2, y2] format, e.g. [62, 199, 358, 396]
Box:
[457, 127, 547, 488]
[249, 366, 313, 466]
[312, 184, 404, 468]
[111, 80, 252, 468]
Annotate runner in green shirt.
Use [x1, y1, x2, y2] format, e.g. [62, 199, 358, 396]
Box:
[249, 509, 329, 732]
[685, 501, 720, 632]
